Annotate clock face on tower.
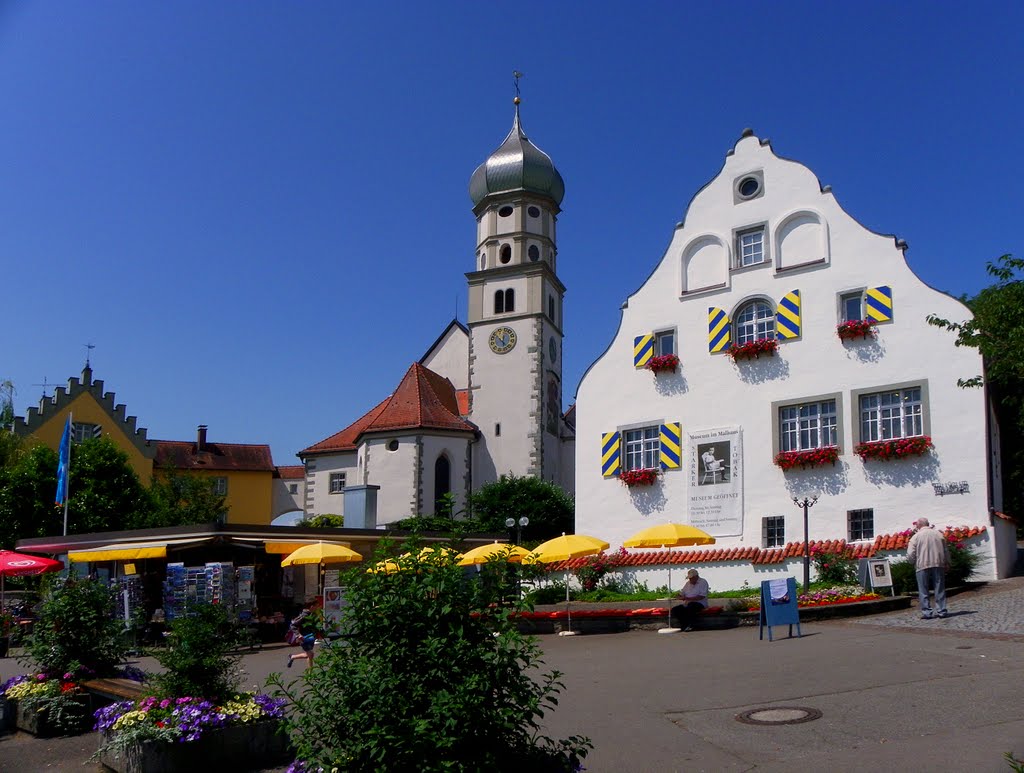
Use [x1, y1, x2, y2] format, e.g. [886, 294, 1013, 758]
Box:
[548, 336, 557, 363]
[489, 326, 517, 354]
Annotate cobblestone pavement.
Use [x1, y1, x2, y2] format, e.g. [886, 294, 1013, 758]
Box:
[844, 576, 1024, 639]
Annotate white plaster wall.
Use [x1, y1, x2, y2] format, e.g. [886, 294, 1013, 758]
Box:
[482, 276, 530, 321]
[305, 452, 356, 518]
[364, 435, 419, 525]
[271, 478, 303, 518]
[576, 133, 1001, 577]
[420, 327, 469, 390]
[420, 434, 471, 515]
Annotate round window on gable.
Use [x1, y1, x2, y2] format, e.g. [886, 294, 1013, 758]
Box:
[528, 206, 541, 218]
[498, 206, 514, 217]
[528, 245, 540, 261]
[499, 244, 512, 264]
[738, 176, 761, 199]
[387, 440, 399, 452]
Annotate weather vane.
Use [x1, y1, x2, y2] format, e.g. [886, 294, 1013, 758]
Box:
[84, 342, 95, 367]
[513, 70, 522, 104]
[33, 377, 55, 399]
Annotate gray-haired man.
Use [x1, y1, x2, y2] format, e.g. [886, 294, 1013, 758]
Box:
[906, 518, 949, 619]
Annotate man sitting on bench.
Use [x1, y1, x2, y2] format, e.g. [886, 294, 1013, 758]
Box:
[672, 569, 709, 632]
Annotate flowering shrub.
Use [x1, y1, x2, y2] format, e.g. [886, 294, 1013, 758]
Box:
[837, 319, 878, 340]
[574, 548, 628, 592]
[774, 446, 839, 470]
[810, 545, 858, 585]
[646, 354, 680, 373]
[728, 338, 778, 361]
[94, 693, 286, 755]
[854, 435, 933, 461]
[944, 526, 981, 585]
[620, 468, 659, 487]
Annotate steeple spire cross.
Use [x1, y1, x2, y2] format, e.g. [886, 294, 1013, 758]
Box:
[513, 70, 522, 105]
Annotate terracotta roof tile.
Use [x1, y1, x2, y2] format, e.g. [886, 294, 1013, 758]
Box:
[361, 363, 476, 435]
[456, 389, 470, 417]
[275, 465, 304, 480]
[300, 398, 391, 455]
[154, 440, 275, 472]
[540, 527, 988, 573]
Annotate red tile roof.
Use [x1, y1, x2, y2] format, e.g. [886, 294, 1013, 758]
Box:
[300, 364, 476, 456]
[275, 465, 304, 479]
[543, 526, 988, 571]
[456, 389, 470, 417]
[154, 440, 275, 472]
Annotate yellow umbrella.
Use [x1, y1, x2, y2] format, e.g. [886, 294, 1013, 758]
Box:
[367, 546, 462, 574]
[457, 542, 532, 566]
[281, 542, 363, 597]
[623, 523, 715, 633]
[527, 533, 610, 636]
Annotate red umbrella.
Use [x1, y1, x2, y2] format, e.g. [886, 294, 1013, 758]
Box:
[0, 550, 63, 612]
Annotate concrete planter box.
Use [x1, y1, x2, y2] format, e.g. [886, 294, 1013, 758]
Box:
[99, 719, 290, 773]
[14, 696, 91, 737]
[0, 696, 15, 733]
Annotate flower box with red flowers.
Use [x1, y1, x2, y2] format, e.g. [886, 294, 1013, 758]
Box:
[773, 446, 840, 471]
[854, 435, 933, 461]
[619, 468, 659, 487]
[728, 338, 778, 361]
[646, 354, 680, 373]
[837, 319, 878, 341]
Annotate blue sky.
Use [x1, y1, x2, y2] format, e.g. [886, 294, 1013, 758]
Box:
[2, 2, 1021, 466]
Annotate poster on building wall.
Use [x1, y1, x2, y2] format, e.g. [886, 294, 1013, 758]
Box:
[687, 427, 743, 537]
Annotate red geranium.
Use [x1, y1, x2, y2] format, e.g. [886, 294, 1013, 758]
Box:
[837, 319, 878, 340]
[774, 446, 840, 470]
[728, 338, 778, 361]
[619, 468, 659, 487]
[854, 436, 933, 461]
[646, 354, 680, 373]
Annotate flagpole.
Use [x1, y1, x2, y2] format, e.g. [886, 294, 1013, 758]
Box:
[62, 412, 72, 536]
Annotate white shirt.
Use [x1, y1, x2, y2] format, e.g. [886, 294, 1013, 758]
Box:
[679, 577, 710, 608]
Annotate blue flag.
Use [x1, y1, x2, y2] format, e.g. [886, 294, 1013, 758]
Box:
[55, 415, 71, 507]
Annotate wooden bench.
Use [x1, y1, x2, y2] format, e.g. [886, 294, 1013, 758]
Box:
[81, 678, 147, 704]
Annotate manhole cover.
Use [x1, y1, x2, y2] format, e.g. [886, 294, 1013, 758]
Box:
[736, 706, 822, 725]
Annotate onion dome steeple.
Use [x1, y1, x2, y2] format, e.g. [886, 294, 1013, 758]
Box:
[469, 89, 565, 210]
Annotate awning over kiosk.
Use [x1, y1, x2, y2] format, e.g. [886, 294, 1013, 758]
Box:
[263, 540, 351, 555]
[67, 537, 213, 563]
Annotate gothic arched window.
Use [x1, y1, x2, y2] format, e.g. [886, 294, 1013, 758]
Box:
[505, 289, 515, 313]
[434, 455, 451, 513]
[494, 290, 505, 314]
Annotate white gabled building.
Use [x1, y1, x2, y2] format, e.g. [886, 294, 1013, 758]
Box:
[575, 129, 1014, 586]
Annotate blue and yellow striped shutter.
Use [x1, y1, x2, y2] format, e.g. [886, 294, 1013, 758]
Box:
[659, 422, 682, 470]
[865, 286, 893, 322]
[633, 334, 654, 368]
[776, 289, 801, 339]
[601, 432, 621, 477]
[708, 307, 730, 353]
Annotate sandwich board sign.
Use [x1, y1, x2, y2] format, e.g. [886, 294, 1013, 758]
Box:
[758, 577, 801, 641]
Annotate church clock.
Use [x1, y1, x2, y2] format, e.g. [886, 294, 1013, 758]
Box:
[488, 326, 517, 354]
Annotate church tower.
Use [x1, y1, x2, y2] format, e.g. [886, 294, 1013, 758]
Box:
[466, 88, 567, 487]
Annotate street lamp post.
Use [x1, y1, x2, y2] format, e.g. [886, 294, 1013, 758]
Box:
[792, 495, 819, 593]
[505, 516, 529, 545]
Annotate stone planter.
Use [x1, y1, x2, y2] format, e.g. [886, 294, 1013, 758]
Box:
[0, 696, 15, 733]
[14, 696, 91, 737]
[99, 719, 290, 773]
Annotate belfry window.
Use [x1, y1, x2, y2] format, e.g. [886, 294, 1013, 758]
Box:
[499, 244, 512, 264]
[528, 245, 540, 261]
[494, 289, 515, 314]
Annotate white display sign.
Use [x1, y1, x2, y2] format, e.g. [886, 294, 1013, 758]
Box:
[323, 586, 347, 628]
[687, 426, 743, 537]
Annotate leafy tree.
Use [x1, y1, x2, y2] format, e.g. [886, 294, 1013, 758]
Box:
[268, 543, 590, 771]
[0, 437, 152, 547]
[928, 254, 1024, 519]
[149, 603, 242, 701]
[469, 475, 574, 544]
[296, 513, 344, 528]
[146, 469, 228, 528]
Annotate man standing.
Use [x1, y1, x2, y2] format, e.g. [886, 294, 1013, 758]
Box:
[906, 518, 949, 619]
[672, 569, 709, 631]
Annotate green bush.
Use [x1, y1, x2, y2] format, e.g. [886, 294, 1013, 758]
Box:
[890, 559, 917, 595]
[24, 575, 128, 678]
[946, 528, 982, 586]
[810, 546, 858, 585]
[268, 542, 591, 772]
[149, 603, 242, 701]
[525, 582, 569, 605]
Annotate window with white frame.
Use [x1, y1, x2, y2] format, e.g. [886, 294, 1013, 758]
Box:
[211, 476, 228, 496]
[848, 508, 874, 541]
[779, 399, 837, 452]
[329, 472, 346, 494]
[763, 516, 785, 548]
[72, 422, 102, 443]
[655, 330, 675, 356]
[734, 299, 776, 344]
[859, 387, 923, 442]
[736, 227, 765, 267]
[840, 291, 864, 322]
[622, 426, 659, 471]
